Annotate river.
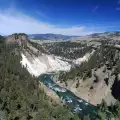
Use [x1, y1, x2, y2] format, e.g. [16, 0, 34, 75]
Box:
[39, 74, 98, 119]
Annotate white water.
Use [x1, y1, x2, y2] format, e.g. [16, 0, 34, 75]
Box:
[54, 87, 67, 92]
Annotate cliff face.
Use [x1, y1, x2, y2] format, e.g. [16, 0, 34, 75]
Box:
[7, 33, 28, 46]
[20, 48, 95, 77]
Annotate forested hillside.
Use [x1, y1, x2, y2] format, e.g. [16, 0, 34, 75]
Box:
[1, 34, 120, 120]
[0, 35, 79, 120]
[43, 42, 93, 59]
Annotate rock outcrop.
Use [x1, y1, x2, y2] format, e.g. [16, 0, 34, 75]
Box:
[7, 33, 28, 46]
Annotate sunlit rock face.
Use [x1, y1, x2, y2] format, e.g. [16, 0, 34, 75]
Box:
[20, 49, 95, 77]
[73, 50, 95, 65]
[20, 53, 72, 77]
[7, 33, 28, 46]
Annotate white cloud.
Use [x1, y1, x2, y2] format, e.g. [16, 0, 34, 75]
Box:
[0, 10, 100, 36]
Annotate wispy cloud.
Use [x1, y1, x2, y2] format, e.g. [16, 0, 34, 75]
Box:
[92, 5, 99, 13]
[116, 0, 120, 10]
[0, 8, 105, 36]
[36, 11, 50, 19]
[116, 7, 120, 10]
[117, 0, 120, 4]
[0, 10, 95, 35]
[0, 1, 104, 36]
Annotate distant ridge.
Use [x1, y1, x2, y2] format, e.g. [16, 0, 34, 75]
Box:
[89, 31, 120, 38]
[4, 31, 120, 41]
[28, 33, 79, 40]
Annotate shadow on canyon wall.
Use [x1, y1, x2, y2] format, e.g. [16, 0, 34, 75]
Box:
[111, 74, 120, 100]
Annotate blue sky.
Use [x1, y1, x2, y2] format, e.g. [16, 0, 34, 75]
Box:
[0, 0, 120, 35]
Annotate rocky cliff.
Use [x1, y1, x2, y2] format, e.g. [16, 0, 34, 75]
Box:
[7, 33, 28, 46]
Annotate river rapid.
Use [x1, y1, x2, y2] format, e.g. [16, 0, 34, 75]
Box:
[39, 74, 98, 119]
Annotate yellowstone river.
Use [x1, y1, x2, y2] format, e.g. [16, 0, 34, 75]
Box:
[39, 74, 98, 119]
